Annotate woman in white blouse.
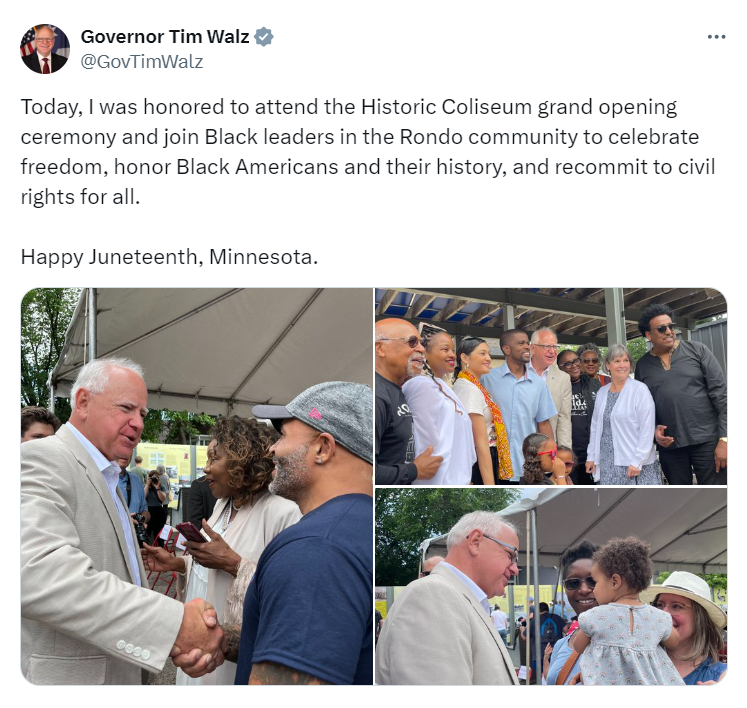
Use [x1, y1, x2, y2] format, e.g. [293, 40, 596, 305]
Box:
[451, 337, 511, 485]
[402, 324, 476, 485]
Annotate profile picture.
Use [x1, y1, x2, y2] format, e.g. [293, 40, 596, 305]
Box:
[20, 24, 70, 74]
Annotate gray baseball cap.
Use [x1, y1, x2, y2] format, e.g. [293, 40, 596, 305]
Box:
[252, 381, 373, 464]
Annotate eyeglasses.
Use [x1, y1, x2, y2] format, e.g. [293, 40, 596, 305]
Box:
[563, 461, 574, 469]
[537, 448, 558, 461]
[36, 38, 55, 43]
[533, 344, 558, 351]
[654, 601, 691, 613]
[653, 323, 678, 334]
[559, 358, 581, 370]
[479, 533, 520, 565]
[378, 335, 421, 348]
[564, 576, 597, 591]
[581, 357, 599, 365]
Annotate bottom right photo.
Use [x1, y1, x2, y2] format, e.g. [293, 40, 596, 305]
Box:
[375, 487, 727, 686]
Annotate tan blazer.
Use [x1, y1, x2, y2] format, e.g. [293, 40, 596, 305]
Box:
[375, 564, 518, 685]
[545, 364, 572, 449]
[21, 426, 184, 684]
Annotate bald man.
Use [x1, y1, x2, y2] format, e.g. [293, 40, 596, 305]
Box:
[420, 555, 445, 577]
[375, 318, 442, 484]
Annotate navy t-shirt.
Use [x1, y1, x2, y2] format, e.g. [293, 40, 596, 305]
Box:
[234, 494, 373, 685]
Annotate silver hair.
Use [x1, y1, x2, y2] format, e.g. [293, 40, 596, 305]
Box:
[604, 343, 636, 373]
[70, 357, 145, 411]
[530, 326, 557, 344]
[446, 511, 519, 551]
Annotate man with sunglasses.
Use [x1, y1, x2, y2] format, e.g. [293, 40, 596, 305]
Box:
[557, 349, 601, 484]
[634, 303, 727, 485]
[375, 318, 442, 484]
[23, 25, 68, 74]
[376, 512, 520, 685]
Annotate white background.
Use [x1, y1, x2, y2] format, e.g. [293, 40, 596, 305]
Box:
[4, 1, 744, 703]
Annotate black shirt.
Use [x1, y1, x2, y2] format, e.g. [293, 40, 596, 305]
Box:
[570, 378, 595, 454]
[375, 373, 417, 484]
[634, 340, 726, 448]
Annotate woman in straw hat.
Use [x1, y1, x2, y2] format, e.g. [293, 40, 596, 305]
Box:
[641, 571, 727, 684]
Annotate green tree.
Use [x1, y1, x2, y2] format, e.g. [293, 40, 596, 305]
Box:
[655, 571, 727, 593]
[21, 288, 80, 418]
[141, 409, 216, 444]
[376, 488, 520, 586]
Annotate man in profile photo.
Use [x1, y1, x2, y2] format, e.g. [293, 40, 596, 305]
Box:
[22, 25, 68, 74]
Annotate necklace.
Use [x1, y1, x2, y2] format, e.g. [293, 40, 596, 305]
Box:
[651, 339, 679, 371]
[219, 497, 237, 533]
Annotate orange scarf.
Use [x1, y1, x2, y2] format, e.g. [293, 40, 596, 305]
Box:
[457, 371, 514, 481]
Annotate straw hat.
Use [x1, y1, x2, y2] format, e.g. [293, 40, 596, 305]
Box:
[641, 571, 726, 629]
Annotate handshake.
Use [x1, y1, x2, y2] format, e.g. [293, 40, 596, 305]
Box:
[171, 598, 230, 678]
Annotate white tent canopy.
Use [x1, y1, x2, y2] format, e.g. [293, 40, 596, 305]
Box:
[50, 288, 372, 418]
[421, 487, 726, 575]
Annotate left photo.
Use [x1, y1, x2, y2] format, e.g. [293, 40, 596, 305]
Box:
[20, 288, 373, 685]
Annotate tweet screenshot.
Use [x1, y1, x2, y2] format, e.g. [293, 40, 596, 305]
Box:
[9, 0, 743, 701]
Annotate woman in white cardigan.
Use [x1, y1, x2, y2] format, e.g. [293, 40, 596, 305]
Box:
[585, 344, 662, 485]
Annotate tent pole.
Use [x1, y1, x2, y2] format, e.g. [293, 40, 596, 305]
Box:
[532, 508, 541, 684]
[525, 511, 531, 681]
[88, 288, 98, 360]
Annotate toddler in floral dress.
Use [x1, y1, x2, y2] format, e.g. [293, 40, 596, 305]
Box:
[570, 536, 684, 685]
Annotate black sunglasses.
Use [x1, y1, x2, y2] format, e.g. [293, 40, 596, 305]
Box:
[378, 335, 421, 348]
[563, 576, 597, 591]
[653, 323, 677, 334]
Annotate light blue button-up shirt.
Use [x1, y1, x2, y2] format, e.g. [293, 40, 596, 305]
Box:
[482, 363, 557, 479]
[66, 423, 141, 586]
[441, 561, 491, 615]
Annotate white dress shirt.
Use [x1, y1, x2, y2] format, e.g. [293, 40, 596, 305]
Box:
[441, 561, 491, 615]
[66, 423, 141, 585]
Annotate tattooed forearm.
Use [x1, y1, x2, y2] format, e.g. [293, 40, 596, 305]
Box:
[249, 661, 330, 685]
[222, 623, 242, 663]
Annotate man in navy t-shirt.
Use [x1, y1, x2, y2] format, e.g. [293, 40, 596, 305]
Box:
[233, 381, 373, 685]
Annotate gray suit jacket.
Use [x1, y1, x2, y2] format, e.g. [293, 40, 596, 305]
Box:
[21, 426, 184, 684]
[375, 564, 518, 685]
[545, 364, 572, 449]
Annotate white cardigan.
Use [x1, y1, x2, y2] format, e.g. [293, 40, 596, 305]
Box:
[587, 378, 657, 469]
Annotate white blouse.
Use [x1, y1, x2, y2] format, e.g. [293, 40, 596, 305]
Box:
[452, 377, 497, 447]
[402, 375, 476, 485]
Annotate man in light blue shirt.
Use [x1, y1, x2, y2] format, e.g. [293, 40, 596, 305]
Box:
[481, 329, 556, 480]
[117, 457, 149, 520]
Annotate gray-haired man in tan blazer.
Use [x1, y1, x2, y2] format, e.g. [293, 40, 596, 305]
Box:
[21, 358, 226, 684]
[376, 511, 520, 685]
[529, 327, 572, 448]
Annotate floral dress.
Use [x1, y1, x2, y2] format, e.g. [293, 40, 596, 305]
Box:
[578, 603, 684, 685]
[599, 392, 662, 485]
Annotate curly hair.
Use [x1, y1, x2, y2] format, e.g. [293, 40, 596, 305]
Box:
[593, 536, 653, 593]
[560, 539, 598, 578]
[522, 433, 550, 484]
[637, 303, 675, 337]
[210, 416, 279, 507]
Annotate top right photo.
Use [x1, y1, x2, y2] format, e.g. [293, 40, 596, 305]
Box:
[375, 288, 726, 487]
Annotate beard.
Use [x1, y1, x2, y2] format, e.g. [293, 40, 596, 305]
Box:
[269, 442, 311, 502]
